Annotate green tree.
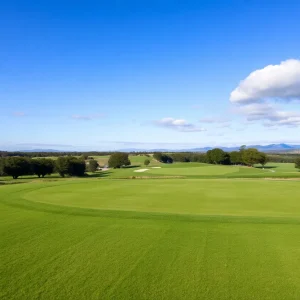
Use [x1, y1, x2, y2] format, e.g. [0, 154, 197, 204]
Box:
[55, 157, 86, 177]
[88, 159, 99, 172]
[32, 158, 54, 178]
[108, 153, 131, 169]
[241, 148, 261, 166]
[144, 159, 150, 166]
[171, 153, 190, 162]
[153, 152, 163, 162]
[3, 157, 32, 179]
[68, 157, 86, 176]
[258, 153, 268, 168]
[55, 157, 70, 177]
[230, 151, 242, 165]
[153, 152, 173, 163]
[207, 148, 227, 164]
[295, 157, 300, 170]
[0, 158, 5, 176]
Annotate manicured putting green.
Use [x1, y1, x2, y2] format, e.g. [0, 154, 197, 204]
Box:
[22, 179, 300, 217]
[1, 178, 300, 300]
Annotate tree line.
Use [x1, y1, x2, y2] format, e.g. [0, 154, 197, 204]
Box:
[1, 151, 299, 179]
[267, 153, 300, 163]
[153, 147, 269, 167]
[0, 151, 113, 158]
[156, 150, 300, 166]
[296, 157, 300, 170]
[0, 156, 100, 179]
[0, 152, 134, 179]
[153, 152, 208, 163]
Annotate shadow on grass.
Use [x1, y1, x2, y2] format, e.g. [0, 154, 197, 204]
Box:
[121, 165, 141, 169]
[86, 171, 112, 178]
[1, 171, 111, 182]
[255, 166, 278, 169]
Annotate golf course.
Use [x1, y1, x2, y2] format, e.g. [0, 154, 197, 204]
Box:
[1, 160, 300, 300]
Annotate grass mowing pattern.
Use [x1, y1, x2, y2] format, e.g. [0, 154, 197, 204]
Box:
[1, 178, 300, 299]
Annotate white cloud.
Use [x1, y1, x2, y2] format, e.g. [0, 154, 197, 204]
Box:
[199, 117, 230, 124]
[236, 103, 300, 127]
[71, 114, 104, 120]
[230, 59, 300, 103]
[198, 117, 231, 130]
[230, 59, 300, 127]
[156, 118, 206, 132]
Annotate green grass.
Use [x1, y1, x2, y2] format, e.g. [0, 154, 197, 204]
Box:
[103, 162, 300, 179]
[1, 177, 300, 299]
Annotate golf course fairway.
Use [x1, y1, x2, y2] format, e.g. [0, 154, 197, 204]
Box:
[1, 178, 300, 299]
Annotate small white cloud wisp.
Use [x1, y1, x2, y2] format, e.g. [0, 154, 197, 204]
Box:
[71, 114, 104, 120]
[156, 118, 206, 132]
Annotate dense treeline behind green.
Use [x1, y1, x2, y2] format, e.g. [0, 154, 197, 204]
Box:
[0, 156, 86, 179]
[1, 149, 300, 179]
[0, 151, 113, 158]
[267, 153, 300, 163]
[296, 157, 300, 170]
[156, 149, 297, 167]
[1, 150, 299, 163]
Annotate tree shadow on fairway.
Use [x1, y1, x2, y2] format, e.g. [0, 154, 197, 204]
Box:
[255, 165, 278, 169]
[86, 171, 112, 178]
[121, 165, 141, 169]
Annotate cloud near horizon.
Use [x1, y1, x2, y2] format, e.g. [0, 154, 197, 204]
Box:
[71, 114, 104, 120]
[230, 59, 300, 127]
[16, 143, 74, 147]
[199, 117, 230, 124]
[155, 118, 206, 132]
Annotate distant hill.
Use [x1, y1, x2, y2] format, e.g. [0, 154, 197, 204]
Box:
[6, 143, 300, 153]
[20, 149, 61, 152]
[119, 143, 300, 153]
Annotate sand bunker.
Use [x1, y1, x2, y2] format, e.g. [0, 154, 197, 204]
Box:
[151, 167, 161, 169]
[134, 169, 149, 173]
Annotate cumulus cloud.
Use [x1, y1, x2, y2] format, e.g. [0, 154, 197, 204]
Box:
[236, 103, 300, 127]
[156, 118, 206, 132]
[71, 114, 104, 120]
[230, 59, 300, 127]
[230, 59, 300, 103]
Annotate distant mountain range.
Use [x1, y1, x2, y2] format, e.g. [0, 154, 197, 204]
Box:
[20, 149, 62, 152]
[6, 144, 300, 153]
[119, 144, 300, 153]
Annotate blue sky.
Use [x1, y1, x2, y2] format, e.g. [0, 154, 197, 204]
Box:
[1, 0, 300, 150]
